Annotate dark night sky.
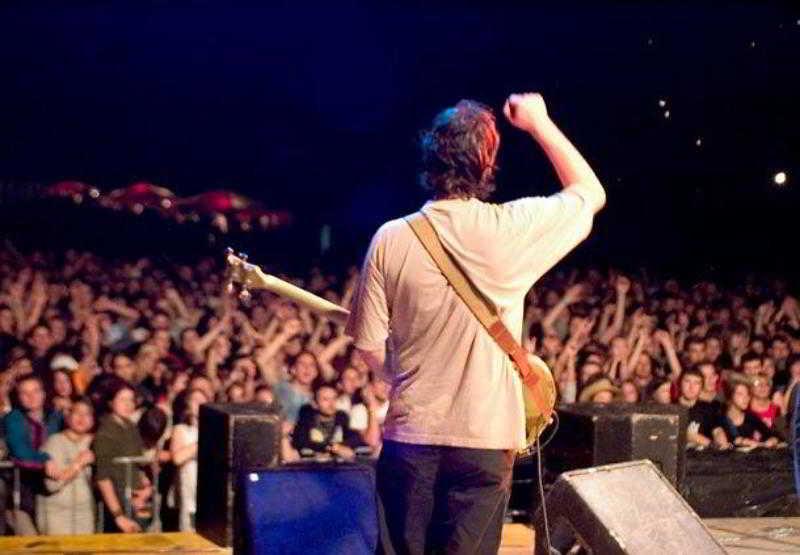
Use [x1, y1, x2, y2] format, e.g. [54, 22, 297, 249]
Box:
[0, 2, 798, 275]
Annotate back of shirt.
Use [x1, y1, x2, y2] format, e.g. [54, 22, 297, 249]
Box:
[346, 185, 600, 450]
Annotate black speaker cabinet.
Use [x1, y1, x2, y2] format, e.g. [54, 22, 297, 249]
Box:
[547, 403, 687, 487]
[196, 403, 282, 550]
[533, 460, 725, 555]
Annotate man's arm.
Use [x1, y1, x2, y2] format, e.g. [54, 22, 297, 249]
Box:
[599, 276, 630, 344]
[504, 93, 606, 212]
[346, 227, 391, 377]
[541, 283, 583, 336]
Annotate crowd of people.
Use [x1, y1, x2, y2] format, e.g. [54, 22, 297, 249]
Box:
[0, 246, 797, 536]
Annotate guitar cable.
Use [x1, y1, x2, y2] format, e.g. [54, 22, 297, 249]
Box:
[536, 434, 553, 555]
[532, 411, 560, 555]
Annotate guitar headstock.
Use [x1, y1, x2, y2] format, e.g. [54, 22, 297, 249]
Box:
[224, 248, 268, 304]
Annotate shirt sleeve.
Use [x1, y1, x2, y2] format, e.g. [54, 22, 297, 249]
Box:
[339, 412, 366, 449]
[348, 403, 368, 431]
[92, 429, 116, 482]
[500, 185, 598, 287]
[345, 226, 390, 353]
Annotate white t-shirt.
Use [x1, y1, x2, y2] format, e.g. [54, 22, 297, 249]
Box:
[350, 400, 390, 431]
[346, 185, 602, 450]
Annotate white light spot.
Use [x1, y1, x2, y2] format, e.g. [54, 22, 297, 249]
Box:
[658, 99, 667, 108]
[774, 172, 787, 186]
[647, 38, 654, 46]
[663, 110, 670, 119]
[248, 473, 259, 482]
[750, 40, 756, 48]
[695, 138, 702, 147]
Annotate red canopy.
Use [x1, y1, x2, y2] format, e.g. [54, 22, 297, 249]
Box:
[103, 182, 176, 213]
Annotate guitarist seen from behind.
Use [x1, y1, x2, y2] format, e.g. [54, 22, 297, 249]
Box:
[346, 93, 606, 554]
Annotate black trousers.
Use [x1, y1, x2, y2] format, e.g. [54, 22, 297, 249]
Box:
[377, 440, 515, 555]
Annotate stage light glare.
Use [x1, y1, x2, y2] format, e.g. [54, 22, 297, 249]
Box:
[658, 99, 667, 108]
[774, 172, 787, 186]
[663, 110, 670, 119]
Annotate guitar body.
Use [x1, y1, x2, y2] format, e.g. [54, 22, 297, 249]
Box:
[522, 354, 557, 452]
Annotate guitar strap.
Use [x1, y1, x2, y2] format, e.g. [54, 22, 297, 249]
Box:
[404, 212, 553, 419]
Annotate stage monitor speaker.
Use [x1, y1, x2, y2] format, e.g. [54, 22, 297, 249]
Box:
[533, 459, 725, 555]
[240, 462, 378, 555]
[196, 403, 281, 550]
[547, 403, 687, 487]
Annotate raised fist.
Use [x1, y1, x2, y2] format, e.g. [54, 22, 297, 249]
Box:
[615, 276, 631, 295]
[503, 93, 550, 134]
[653, 329, 672, 345]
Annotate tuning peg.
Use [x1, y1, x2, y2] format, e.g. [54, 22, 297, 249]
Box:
[225, 281, 234, 295]
[238, 251, 249, 262]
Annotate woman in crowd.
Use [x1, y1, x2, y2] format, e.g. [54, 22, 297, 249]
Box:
[750, 374, 781, 430]
[92, 379, 151, 533]
[37, 398, 96, 534]
[170, 388, 208, 531]
[47, 367, 76, 413]
[647, 378, 674, 405]
[3, 374, 63, 534]
[720, 379, 780, 448]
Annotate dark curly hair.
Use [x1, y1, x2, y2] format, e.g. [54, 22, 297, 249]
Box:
[419, 100, 499, 200]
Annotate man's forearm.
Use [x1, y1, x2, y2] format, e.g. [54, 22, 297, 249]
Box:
[532, 118, 606, 210]
[541, 296, 571, 334]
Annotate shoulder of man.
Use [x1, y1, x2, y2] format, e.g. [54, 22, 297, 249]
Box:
[3, 409, 23, 426]
[373, 218, 410, 243]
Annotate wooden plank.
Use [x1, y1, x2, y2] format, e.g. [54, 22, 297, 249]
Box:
[500, 523, 534, 554]
[0, 532, 230, 554]
[704, 517, 800, 554]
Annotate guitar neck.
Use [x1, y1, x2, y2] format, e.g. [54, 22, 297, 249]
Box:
[259, 273, 351, 326]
